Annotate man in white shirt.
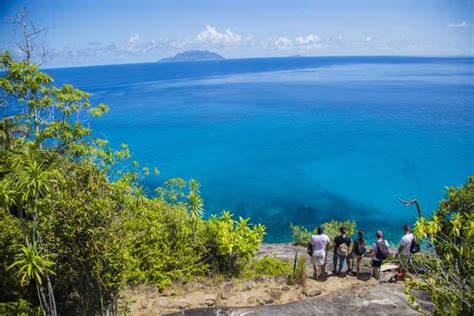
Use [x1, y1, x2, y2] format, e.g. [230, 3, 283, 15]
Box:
[398, 224, 414, 271]
[309, 226, 330, 279]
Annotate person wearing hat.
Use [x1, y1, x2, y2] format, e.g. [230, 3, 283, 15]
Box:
[368, 230, 390, 279]
[309, 225, 330, 279]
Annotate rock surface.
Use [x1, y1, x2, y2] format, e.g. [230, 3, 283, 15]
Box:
[167, 283, 424, 315]
[124, 243, 433, 315]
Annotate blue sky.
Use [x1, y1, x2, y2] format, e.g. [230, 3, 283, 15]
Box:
[0, 0, 473, 67]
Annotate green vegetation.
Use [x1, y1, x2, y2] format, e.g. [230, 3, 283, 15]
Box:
[0, 51, 265, 314]
[290, 220, 357, 248]
[243, 255, 292, 279]
[287, 256, 307, 287]
[289, 223, 312, 246]
[405, 176, 473, 315]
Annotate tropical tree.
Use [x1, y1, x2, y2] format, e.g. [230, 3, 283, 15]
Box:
[186, 179, 204, 241]
[405, 176, 474, 314]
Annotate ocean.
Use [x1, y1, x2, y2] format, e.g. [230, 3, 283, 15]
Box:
[47, 56, 474, 243]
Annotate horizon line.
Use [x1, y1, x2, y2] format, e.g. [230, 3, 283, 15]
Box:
[40, 53, 474, 71]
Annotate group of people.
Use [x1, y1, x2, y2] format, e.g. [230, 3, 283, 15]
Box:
[308, 224, 417, 280]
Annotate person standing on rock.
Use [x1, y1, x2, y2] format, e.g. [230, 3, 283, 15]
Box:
[368, 230, 390, 279]
[350, 231, 366, 276]
[333, 226, 351, 275]
[397, 224, 414, 273]
[309, 225, 330, 279]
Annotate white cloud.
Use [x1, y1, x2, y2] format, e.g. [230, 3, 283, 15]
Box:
[295, 34, 320, 45]
[274, 37, 292, 49]
[196, 25, 242, 46]
[129, 34, 140, 44]
[448, 21, 469, 28]
[126, 34, 165, 53]
[365, 36, 373, 43]
[127, 34, 141, 52]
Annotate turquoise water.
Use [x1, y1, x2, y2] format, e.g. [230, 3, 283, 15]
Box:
[47, 56, 474, 243]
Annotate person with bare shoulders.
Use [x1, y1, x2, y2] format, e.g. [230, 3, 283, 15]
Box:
[350, 231, 366, 276]
[367, 230, 390, 279]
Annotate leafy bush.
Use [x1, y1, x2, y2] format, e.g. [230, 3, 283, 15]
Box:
[290, 220, 357, 249]
[0, 209, 26, 303]
[322, 220, 357, 250]
[203, 211, 266, 276]
[287, 256, 307, 287]
[289, 223, 312, 246]
[243, 255, 292, 278]
[405, 176, 473, 315]
[0, 299, 42, 315]
[122, 199, 207, 289]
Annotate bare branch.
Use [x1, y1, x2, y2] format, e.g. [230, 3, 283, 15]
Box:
[4, 7, 50, 64]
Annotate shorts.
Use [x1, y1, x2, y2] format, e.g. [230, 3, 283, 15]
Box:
[399, 254, 410, 268]
[371, 259, 382, 268]
[311, 255, 326, 267]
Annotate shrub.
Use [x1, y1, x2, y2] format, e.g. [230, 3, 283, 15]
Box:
[122, 199, 208, 290]
[322, 220, 357, 250]
[289, 223, 312, 246]
[0, 299, 42, 315]
[243, 255, 292, 278]
[287, 256, 307, 287]
[290, 220, 357, 249]
[203, 211, 266, 276]
[405, 176, 473, 315]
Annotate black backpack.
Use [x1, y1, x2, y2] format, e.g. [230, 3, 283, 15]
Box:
[307, 242, 313, 256]
[410, 237, 420, 254]
[375, 240, 389, 260]
[354, 239, 366, 256]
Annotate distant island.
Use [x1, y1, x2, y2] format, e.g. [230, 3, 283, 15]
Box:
[158, 50, 225, 62]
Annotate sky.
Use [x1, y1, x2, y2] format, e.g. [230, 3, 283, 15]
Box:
[0, 0, 473, 68]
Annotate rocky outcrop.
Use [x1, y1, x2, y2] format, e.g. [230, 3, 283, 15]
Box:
[167, 283, 430, 315]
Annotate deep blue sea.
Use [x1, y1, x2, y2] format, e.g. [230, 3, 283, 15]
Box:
[47, 56, 474, 243]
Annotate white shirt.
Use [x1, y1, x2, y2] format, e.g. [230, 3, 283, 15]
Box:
[310, 234, 330, 257]
[399, 233, 414, 256]
[372, 239, 390, 261]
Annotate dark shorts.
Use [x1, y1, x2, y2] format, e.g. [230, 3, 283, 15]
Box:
[372, 260, 383, 268]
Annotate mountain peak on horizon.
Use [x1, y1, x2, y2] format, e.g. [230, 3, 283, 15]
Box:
[158, 50, 225, 63]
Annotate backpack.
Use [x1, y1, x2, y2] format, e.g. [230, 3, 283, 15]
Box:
[410, 236, 420, 254]
[375, 240, 389, 260]
[337, 243, 349, 256]
[307, 242, 313, 256]
[354, 239, 366, 256]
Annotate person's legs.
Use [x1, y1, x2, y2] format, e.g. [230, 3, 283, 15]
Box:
[399, 254, 409, 271]
[332, 253, 338, 273]
[398, 255, 410, 280]
[346, 255, 351, 272]
[372, 265, 380, 278]
[356, 256, 362, 274]
[311, 256, 317, 278]
[338, 255, 345, 272]
[372, 260, 381, 278]
[315, 256, 324, 279]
